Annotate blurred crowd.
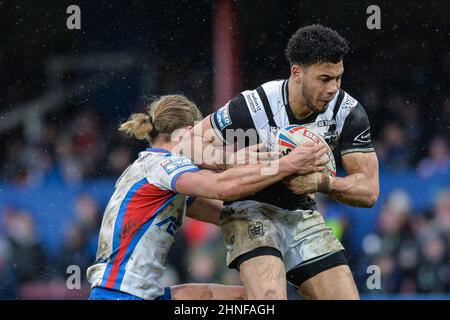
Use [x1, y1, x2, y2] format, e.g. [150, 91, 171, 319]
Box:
[1, 107, 136, 187]
[357, 188, 450, 294]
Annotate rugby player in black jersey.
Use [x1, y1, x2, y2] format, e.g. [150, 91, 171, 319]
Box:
[183, 24, 379, 300]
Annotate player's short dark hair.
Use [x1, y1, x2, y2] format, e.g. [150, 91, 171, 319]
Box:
[285, 24, 349, 66]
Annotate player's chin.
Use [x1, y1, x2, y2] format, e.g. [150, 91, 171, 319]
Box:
[313, 102, 328, 113]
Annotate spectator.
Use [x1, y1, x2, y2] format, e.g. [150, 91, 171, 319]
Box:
[418, 136, 450, 179]
[377, 123, 412, 172]
[3, 208, 48, 283]
[57, 224, 93, 281]
[107, 145, 132, 177]
[415, 230, 450, 292]
[360, 189, 418, 293]
[71, 194, 101, 258]
[0, 236, 17, 299]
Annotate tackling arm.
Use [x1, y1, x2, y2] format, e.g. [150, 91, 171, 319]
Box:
[186, 198, 223, 225]
[175, 142, 328, 201]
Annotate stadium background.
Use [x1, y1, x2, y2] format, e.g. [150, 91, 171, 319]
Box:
[0, 0, 449, 299]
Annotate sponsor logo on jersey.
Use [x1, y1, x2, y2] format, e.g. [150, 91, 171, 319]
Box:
[160, 158, 195, 175]
[354, 127, 371, 144]
[317, 119, 336, 127]
[248, 222, 265, 239]
[248, 92, 262, 113]
[215, 103, 232, 130]
[342, 95, 357, 110]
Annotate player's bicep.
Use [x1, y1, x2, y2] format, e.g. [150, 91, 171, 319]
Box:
[174, 170, 220, 198]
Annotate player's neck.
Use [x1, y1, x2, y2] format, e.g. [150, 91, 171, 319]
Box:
[151, 139, 179, 153]
[287, 77, 314, 120]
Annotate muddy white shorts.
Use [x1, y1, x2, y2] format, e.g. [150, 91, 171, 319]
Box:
[220, 200, 347, 286]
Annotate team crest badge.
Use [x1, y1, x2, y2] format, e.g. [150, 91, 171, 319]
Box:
[248, 222, 264, 239]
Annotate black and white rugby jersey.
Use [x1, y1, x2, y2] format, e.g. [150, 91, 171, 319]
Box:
[210, 79, 375, 211]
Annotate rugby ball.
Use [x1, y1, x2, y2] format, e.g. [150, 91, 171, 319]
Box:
[276, 125, 336, 176]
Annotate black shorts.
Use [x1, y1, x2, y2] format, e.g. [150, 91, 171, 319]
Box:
[231, 248, 348, 288]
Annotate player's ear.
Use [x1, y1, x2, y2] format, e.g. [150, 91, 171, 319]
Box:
[291, 64, 304, 83]
[186, 125, 195, 137]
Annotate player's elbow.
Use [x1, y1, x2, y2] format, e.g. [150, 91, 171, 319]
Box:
[364, 190, 379, 208]
[370, 185, 380, 206]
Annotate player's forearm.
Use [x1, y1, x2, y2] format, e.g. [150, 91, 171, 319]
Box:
[196, 150, 240, 171]
[210, 284, 246, 300]
[216, 161, 292, 200]
[330, 173, 379, 208]
[186, 198, 222, 225]
[195, 146, 262, 171]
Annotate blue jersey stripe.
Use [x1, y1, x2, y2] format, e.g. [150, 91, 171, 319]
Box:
[146, 147, 171, 154]
[100, 178, 148, 287]
[113, 193, 178, 290]
[170, 167, 200, 191]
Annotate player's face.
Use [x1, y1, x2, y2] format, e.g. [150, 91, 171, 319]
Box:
[301, 61, 344, 113]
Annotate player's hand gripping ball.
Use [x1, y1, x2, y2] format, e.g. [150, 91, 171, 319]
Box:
[276, 125, 336, 195]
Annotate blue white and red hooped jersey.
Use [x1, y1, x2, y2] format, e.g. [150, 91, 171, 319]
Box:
[86, 147, 199, 300]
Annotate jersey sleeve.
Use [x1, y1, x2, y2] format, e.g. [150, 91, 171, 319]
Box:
[210, 94, 255, 145]
[146, 155, 200, 192]
[339, 103, 375, 155]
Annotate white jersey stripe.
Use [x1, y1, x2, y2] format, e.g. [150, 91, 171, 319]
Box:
[241, 89, 273, 146]
[261, 80, 289, 128]
[336, 92, 359, 135]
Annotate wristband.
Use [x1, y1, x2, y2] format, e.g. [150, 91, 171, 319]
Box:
[318, 173, 332, 194]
